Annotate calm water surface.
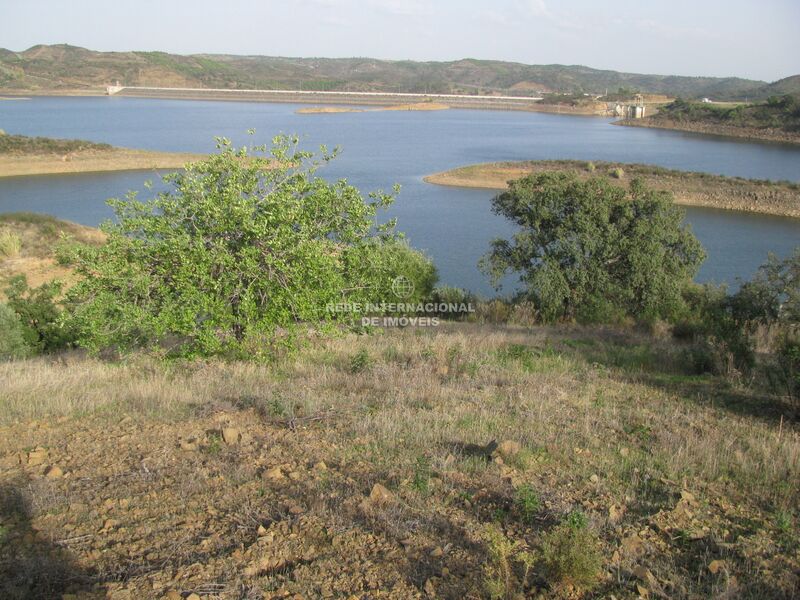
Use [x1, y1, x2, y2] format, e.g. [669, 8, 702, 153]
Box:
[1, 97, 798, 295]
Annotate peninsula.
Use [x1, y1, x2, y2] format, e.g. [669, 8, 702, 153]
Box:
[0, 133, 204, 177]
[424, 160, 800, 218]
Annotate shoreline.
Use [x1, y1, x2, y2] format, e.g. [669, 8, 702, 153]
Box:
[0, 148, 205, 177]
[0, 88, 612, 116]
[424, 160, 800, 219]
[614, 117, 800, 146]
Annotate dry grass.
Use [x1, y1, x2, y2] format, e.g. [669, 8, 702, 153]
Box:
[1, 323, 798, 597]
[0, 213, 105, 300]
[0, 148, 205, 177]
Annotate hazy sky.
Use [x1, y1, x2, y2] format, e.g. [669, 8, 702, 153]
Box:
[1, 0, 798, 82]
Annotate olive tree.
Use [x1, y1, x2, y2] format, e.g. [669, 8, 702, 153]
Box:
[481, 172, 705, 322]
[62, 135, 435, 356]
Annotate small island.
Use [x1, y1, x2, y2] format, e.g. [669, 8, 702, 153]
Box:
[296, 102, 450, 114]
[424, 159, 800, 218]
[0, 132, 205, 177]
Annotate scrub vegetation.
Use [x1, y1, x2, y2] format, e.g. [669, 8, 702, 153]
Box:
[1, 135, 798, 599]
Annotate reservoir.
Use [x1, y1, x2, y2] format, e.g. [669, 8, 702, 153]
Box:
[1, 96, 798, 295]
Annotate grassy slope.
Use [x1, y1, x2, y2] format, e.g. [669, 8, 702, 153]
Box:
[424, 160, 800, 218]
[0, 133, 205, 177]
[1, 217, 799, 598]
[0, 324, 798, 598]
[0, 213, 104, 297]
[2, 44, 797, 100]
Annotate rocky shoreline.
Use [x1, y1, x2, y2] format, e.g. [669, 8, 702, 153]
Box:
[424, 160, 800, 218]
[615, 117, 800, 145]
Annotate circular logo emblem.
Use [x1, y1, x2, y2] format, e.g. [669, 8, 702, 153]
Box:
[391, 275, 415, 299]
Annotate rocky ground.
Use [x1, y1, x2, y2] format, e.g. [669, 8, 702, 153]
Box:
[0, 325, 798, 599]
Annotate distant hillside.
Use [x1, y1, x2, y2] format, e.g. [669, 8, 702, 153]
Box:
[1, 44, 796, 100]
[618, 95, 800, 145]
[652, 95, 800, 133]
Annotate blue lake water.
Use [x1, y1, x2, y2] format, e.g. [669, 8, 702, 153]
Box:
[1, 96, 798, 295]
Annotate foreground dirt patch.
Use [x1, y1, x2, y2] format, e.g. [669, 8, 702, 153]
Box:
[0, 325, 797, 599]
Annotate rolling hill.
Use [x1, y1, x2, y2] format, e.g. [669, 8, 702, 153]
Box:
[1, 44, 797, 100]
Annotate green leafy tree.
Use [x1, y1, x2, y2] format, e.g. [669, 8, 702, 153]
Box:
[0, 303, 30, 360]
[481, 172, 705, 322]
[4, 275, 74, 354]
[61, 135, 435, 357]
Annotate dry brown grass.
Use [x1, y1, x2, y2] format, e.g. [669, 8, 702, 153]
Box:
[0, 213, 105, 300]
[1, 323, 798, 597]
[0, 148, 205, 177]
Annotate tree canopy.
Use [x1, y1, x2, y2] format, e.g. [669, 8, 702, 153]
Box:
[481, 172, 705, 322]
[62, 135, 436, 357]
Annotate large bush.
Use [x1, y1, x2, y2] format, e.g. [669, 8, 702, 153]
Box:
[481, 172, 705, 323]
[61, 135, 435, 356]
[0, 303, 29, 360]
[3, 275, 74, 354]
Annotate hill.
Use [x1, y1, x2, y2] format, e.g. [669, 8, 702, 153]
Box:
[1, 44, 796, 100]
[619, 95, 800, 144]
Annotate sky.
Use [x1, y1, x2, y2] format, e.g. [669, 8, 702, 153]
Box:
[1, 0, 798, 82]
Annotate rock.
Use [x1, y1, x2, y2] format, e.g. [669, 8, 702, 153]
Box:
[708, 559, 726, 574]
[186, 594, 201, 600]
[429, 546, 443, 557]
[27, 448, 48, 466]
[636, 583, 650, 598]
[162, 592, 182, 600]
[494, 440, 521, 459]
[621, 533, 644, 557]
[608, 504, 624, 523]
[313, 461, 328, 471]
[589, 474, 599, 483]
[103, 518, 119, 530]
[222, 427, 240, 445]
[257, 524, 268, 537]
[179, 438, 199, 452]
[424, 578, 437, 596]
[264, 466, 284, 480]
[45, 465, 64, 479]
[368, 483, 394, 506]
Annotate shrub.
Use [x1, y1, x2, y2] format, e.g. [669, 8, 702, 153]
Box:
[349, 349, 371, 373]
[773, 331, 800, 412]
[676, 284, 755, 378]
[585, 161, 596, 172]
[482, 173, 705, 323]
[0, 304, 29, 360]
[477, 299, 512, 324]
[60, 135, 436, 357]
[3, 275, 75, 354]
[483, 524, 536, 600]
[540, 516, 601, 591]
[0, 229, 21, 259]
[610, 167, 624, 179]
[514, 484, 541, 523]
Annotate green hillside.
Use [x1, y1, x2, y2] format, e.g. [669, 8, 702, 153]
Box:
[1, 44, 797, 100]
